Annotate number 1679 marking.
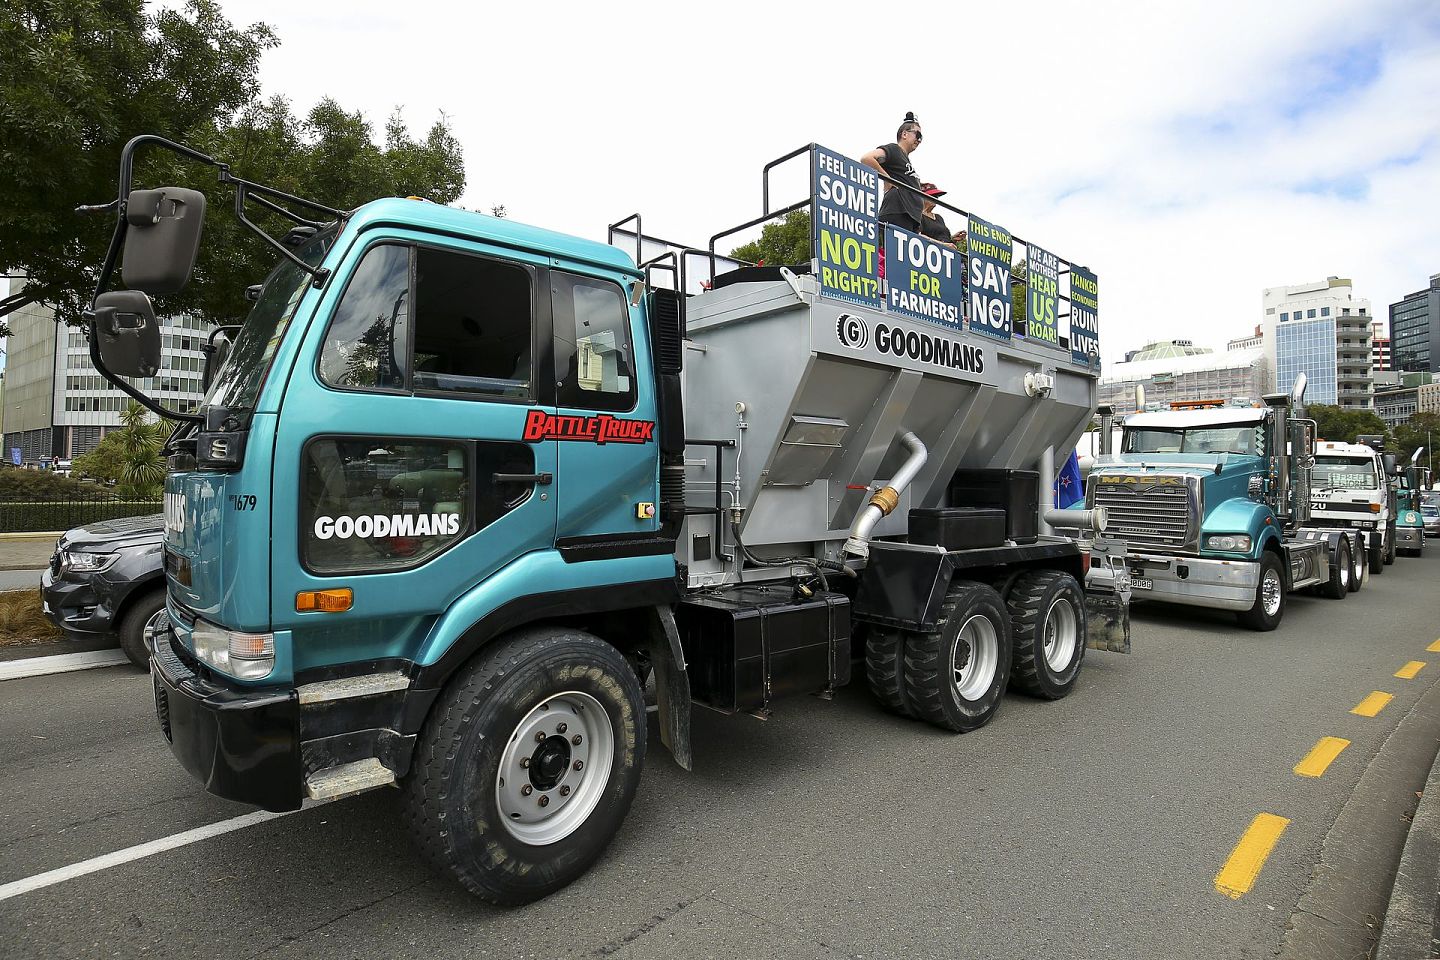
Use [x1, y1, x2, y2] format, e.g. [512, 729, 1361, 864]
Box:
[228, 494, 258, 511]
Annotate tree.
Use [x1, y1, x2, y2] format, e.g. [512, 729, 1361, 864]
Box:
[1305, 404, 1388, 445]
[72, 401, 167, 498]
[728, 210, 812, 266]
[1393, 412, 1440, 477]
[0, 1, 467, 331]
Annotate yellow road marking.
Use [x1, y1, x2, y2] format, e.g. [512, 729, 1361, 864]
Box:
[1352, 692, 1394, 717]
[1294, 737, 1350, 777]
[1215, 813, 1290, 899]
[1428, 639, 1440, 653]
[1396, 661, 1426, 680]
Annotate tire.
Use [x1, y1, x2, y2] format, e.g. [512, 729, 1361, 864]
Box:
[1236, 552, 1286, 631]
[1322, 538, 1351, 600]
[865, 627, 912, 717]
[903, 581, 1012, 732]
[1347, 535, 1364, 593]
[1006, 570, 1087, 700]
[1369, 529, 1385, 575]
[1385, 524, 1397, 565]
[117, 589, 166, 670]
[402, 627, 645, 905]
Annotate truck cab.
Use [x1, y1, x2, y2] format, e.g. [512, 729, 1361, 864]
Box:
[1086, 384, 1357, 630]
[1310, 440, 1391, 571]
[1395, 458, 1428, 556]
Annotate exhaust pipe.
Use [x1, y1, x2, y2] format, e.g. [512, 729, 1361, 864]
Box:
[1039, 445, 1108, 534]
[844, 431, 927, 559]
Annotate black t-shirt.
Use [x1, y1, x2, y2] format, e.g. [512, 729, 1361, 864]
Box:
[920, 211, 951, 243]
[875, 142, 922, 230]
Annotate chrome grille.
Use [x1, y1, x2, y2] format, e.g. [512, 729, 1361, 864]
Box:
[1093, 481, 1193, 551]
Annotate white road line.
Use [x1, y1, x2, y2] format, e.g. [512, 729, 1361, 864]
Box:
[0, 649, 130, 681]
[0, 807, 312, 902]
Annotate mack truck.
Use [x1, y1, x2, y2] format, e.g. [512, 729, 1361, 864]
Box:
[1394, 449, 1428, 556]
[80, 136, 1129, 904]
[1086, 379, 1365, 631]
[1310, 438, 1395, 572]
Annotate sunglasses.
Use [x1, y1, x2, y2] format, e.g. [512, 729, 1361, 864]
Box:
[912, 130, 923, 143]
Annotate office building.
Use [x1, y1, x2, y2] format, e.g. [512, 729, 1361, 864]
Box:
[1, 286, 207, 467]
[1098, 346, 1270, 414]
[1227, 326, 1263, 352]
[1390, 273, 1440, 373]
[1261, 278, 1372, 409]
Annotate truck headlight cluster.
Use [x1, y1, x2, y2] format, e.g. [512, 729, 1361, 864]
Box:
[1205, 534, 1252, 552]
[60, 550, 118, 574]
[191, 618, 275, 680]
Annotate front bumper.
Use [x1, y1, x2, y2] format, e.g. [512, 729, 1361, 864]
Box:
[1087, 551, 1259, 612]
[1398, 526, 1424, 550]
[39, 566, 111, 639]
[151, 624, 303, 812]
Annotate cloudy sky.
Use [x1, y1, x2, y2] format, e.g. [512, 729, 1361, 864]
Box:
[10, 0, 1436, 369]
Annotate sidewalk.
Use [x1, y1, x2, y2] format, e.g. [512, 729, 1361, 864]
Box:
[1376, 744, 1440, 959]
[0, 534, 59, 572]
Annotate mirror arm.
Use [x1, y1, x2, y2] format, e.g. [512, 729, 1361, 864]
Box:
[85, 320, 203, 425]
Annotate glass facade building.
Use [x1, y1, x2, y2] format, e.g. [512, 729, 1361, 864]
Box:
[1275, 317, 1338, 406]
[1390, 274, 1440, 374]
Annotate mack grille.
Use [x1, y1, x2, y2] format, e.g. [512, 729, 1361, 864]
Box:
[1093, 481, 1192, 551]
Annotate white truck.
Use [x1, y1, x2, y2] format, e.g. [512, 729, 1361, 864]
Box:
[1310, 440, 1395, 572]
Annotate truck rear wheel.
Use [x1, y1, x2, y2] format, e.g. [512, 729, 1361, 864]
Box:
[903, 581, 1012, 732]
[1348, 534, 1365, 593]
[1369, 530, 1385, 574]
[1322, 537, 1351, 599]
[1006, 570, 1086, 700]
[1237, 552, 1285, 631]
[402, 627, 645, 905]
[865, 628, 912, 717]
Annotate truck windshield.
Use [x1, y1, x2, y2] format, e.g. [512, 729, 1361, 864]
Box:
[1123, 426, 1258, 456]
[204, 227, 339, 417]
[1312, 457, 1378, 490]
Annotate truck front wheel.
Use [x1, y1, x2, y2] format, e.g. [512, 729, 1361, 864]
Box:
[1237, 553, 1286, 631]
[1006, 570, 1087, 700]
[903, 581, 1012, 732]
[1369, 530, 1385, 574]
[1385, 524, 1397, 564]
[402, 627, 645, 905]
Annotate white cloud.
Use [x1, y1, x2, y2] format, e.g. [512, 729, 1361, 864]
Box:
[208, 0, 1439, 362]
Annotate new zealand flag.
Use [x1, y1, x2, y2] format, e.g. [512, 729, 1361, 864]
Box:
[1055, 450, 1084, 510]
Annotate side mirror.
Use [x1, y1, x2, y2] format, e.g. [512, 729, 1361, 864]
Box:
[1383, 453, 1399, 477]
[121, 187, 206, 295]
[91, 291, 161, 377]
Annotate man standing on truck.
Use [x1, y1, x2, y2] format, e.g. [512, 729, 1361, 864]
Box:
[861, 112, 925, 233]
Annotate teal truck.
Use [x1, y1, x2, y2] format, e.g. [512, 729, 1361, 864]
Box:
[1394, 450, 1428, 556]
[81, 137, 1128, 904]
[1086, 377, 1362, 630]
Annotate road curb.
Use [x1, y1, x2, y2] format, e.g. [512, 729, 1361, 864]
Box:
[1280, 672, 1440, 959]
[0, 649, 131, 681]
[0, 532, 62, 541]
[1375, 738, 1440, 959]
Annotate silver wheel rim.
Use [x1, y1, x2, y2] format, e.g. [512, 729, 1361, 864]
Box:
[496, 691, 614, 846]
[1042, 596, 1079, 672]
[142, 609, 169, 654]
[951, 614, 999, 701]
[1261, 569, 1283, 617]
[1339, 551, 1350, 588]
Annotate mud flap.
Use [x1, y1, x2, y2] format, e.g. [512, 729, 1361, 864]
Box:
[645, 605, 692, 771]
[1085, 592, 1131, 654]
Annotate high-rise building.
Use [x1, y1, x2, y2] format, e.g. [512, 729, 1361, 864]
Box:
[1390, 273, 1440, 373]
[1, 285, 207, 466]
[1261, 278, 1372, 409]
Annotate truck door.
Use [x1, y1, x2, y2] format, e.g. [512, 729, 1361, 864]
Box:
[271, 235, 557, 673]
[548, 270, 663, 557]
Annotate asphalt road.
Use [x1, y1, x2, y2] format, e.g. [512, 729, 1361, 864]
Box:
[3, 551, 1440, 959]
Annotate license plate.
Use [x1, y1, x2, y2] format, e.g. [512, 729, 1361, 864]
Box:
[1131, 577, 1153, 590]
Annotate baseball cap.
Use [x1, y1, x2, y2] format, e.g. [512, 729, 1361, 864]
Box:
[921, 182, 946, 198]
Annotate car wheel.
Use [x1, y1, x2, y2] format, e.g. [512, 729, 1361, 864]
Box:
[118, 589, 166, 671]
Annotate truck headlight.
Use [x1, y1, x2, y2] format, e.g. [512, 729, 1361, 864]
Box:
[191, 617, 275, 680]
[60, 550, 118, 574]
[1205, 534, 1252, 552]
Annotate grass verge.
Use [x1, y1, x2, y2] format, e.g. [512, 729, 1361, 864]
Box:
[0, 589, 64, 646]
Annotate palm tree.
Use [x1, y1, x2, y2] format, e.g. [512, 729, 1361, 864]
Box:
[117, 402, 166, 499]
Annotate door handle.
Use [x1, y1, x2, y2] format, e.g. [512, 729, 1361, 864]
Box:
[493, 472, 553, 485]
